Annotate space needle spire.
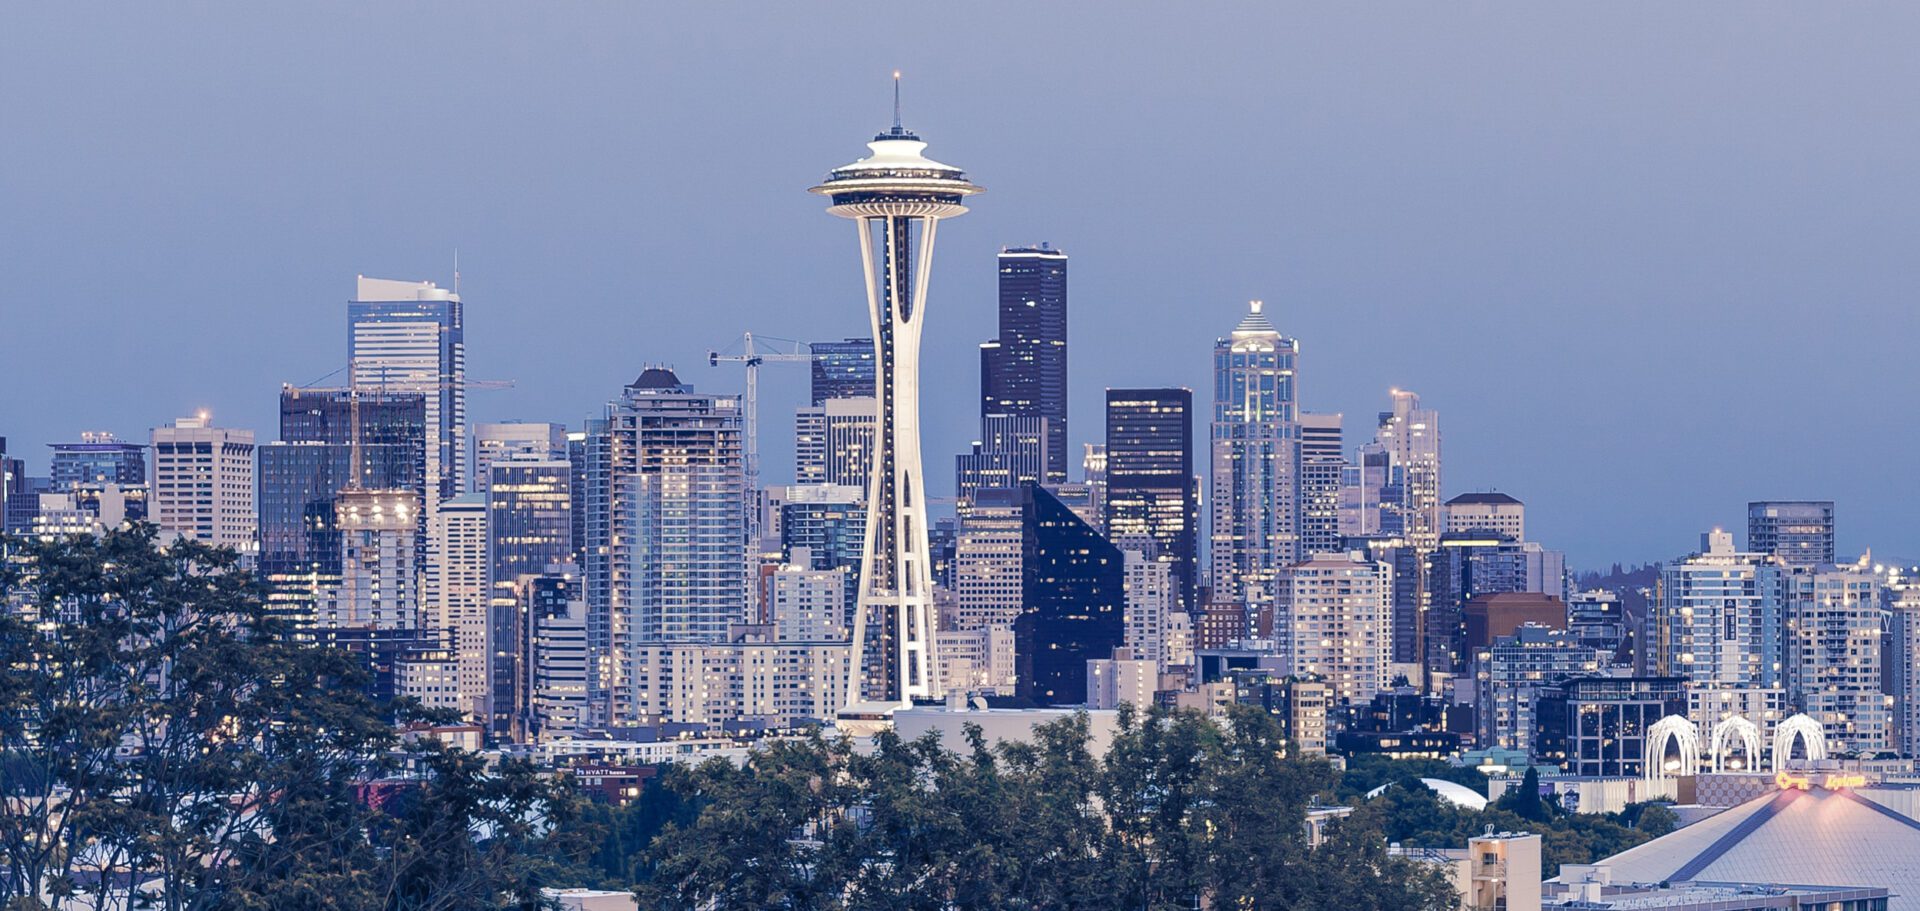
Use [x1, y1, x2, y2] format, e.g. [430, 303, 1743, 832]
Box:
[811, 78, 981, 714]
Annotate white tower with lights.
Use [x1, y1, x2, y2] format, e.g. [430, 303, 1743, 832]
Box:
[812, 79, 981, 712]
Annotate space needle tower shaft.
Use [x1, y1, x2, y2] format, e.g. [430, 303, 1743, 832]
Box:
[811, 76, 981, 708]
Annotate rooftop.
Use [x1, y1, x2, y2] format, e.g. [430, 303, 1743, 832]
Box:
[1447, 491, 1524, 506]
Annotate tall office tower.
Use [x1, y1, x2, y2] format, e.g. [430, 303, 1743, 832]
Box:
[1297, 412, 1345, 558]
[348, 276, 465, 515]
[1209, 300, 1300, 608]
[472, 421, 567, 489]
[1121, 550, 1173, 673]
[150, 415, 256, 552]
[1425, 532, 1568, 673]
[323, 489, 421, 630]
[425, 493, 489, 723]
[1445, 492, 1525, 540]
[1748, 501, 1835, 567]
[583, 368, 745, 725]
[979, 246, 1069, 484]
[811, 102, 979, 708]
[1105, 388, 1198, 612]
[1782, 562, 1887, 754]
[954, 414, 1049, 506]
[486, 456, 572, 736]
[49, 433, 146, 491]
[1652, 530, 1786, 687]
[1017, 483, 1124, 706]
[257, 387, 425, 622]
[953, 487, 1025, 633]
[809, 338, 877, 404]
[525, 569, 589, 741]
[1887, 581, 1920, 758]
[793, 397, 878, 489]
[1472, 626, 1603, 753]
[1276, 552, 1393, 707]
[1372, 389, 1441, 549]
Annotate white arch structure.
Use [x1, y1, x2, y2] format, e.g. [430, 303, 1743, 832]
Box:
[1771, 714, 1828, 771]
[1645, 715, 1701, 781]
[1708, 716, 1762, 773]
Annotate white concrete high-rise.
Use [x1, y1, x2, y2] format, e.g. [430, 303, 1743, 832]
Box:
[149, 414, 255, 552]
[426, 493, 490, 722]
[811, 83, 980, 709]
[1122, 550, 1172, 673]
[1276, 552, 1392, 706]
[1783, 561, 1888, 755]
[325, 489, 421, 630]
[1653, 530, 1785, 688]
[952, 492, 1024, 632]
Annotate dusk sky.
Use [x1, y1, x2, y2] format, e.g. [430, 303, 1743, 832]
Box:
[5, 4, 1917, 568]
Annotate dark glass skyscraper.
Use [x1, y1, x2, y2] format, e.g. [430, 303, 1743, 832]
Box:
[980, 246, 1068, 484]
[809, 338, 877, 404]
[1104, 388, 1198, 612]
[1016, 483, 1124, 706]
[257, 386, 426, 621]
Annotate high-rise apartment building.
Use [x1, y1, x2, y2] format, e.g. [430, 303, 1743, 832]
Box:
[954, 414, 1049, 507]
[425, 493, 489, 723]
[150, 415, 255, 552]
[1016, 484, 1124, 706]
[1106, 388, 1199, 612]
[583, 368, 745, 725]
[525, 569, 589, 741]
[1748, 501, 1835, 567]
[348, 276, 465, 514]
[1887, 581, 1920, 758]
[1473, 626, 1604, 753]
[809, 338, 876, 404]
[1298, 412, 1345, 558]
[471, 421, 567, 489]
[1276, 551, 1393, 707]
[1121, 550, 1173, 673]
[1210, 300, 1299, 607]
[1652, 530, 1785, 688]
[1782, 562, 1887, 755]
[794, 396, 877, 490]
[49, 433, 146, 491]
[980, 246, 1068, 484]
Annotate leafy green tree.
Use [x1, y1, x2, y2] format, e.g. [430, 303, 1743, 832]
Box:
[0, 527, 595, 910]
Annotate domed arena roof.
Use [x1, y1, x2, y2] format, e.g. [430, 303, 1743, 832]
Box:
[1364, 777, 1490, 811]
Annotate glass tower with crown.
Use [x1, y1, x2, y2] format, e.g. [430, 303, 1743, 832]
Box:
[811, 79, 981, 712]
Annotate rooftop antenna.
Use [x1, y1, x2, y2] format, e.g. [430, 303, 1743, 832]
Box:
[892, 70, 902, 131]
[453, 248, 461, 296]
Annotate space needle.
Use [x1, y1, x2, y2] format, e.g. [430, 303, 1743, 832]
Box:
[812, 76, 980, 716]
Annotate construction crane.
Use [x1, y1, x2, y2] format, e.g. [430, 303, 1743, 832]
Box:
[707, 332, 810, 493]
[299, 361, 515, 491]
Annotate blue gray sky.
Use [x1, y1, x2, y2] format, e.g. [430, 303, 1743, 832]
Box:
[4, 3, 1917, 568]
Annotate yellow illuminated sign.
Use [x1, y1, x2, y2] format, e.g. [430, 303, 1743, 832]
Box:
[1774, 770, 1866, 791]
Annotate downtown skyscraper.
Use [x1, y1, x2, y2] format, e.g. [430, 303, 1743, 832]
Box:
[1209, 300, 1299, 608]
[979, 246, 1068, 484]
[348, 276, 465, 515]
[1104, 388, 1198, 612]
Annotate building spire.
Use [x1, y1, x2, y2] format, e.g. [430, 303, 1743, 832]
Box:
[892, 70, 903, 132]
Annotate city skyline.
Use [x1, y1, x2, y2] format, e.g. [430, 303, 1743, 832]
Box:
[6, 5, 1920, 568]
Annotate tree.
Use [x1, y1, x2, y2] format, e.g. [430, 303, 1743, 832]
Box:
[0, 527, 595, 910]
